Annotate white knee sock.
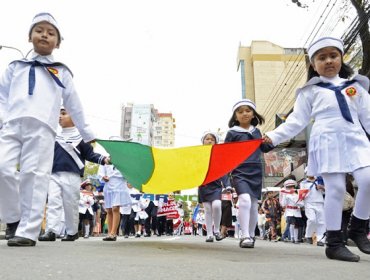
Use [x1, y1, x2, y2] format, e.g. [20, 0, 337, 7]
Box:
[212, 200, 222, 234]
[238, 193, 252, 238]
[203, 202, 213, 237]
[321, 173, 346, 230]
[249, 197, 258, 238]
[353, 167, 370, 219]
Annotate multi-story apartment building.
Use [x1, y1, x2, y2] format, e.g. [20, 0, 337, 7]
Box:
[120, 103, 175, 147]
[153, 113, 176, 147]
[120, 103, 157, 145]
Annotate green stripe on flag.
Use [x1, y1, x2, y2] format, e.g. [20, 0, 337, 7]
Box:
[96, 140, 154, 191]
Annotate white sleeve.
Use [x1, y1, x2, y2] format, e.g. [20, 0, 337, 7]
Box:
[356, 83, 370, 134]
[61, 71, 95, 142]
[265, 89, 312, 146]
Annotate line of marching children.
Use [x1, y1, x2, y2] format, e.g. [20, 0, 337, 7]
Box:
[1, 11, 370, 264]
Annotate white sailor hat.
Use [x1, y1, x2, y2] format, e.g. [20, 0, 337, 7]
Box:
[283, 179, 297, 188]
[201, 131, 220, 144]
[232, 99, 256, 113]
[29, 12, 63, 44]
[307, 36, 344, 61]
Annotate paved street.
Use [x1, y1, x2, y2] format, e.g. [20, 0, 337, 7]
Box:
[0, 234, 369, 280]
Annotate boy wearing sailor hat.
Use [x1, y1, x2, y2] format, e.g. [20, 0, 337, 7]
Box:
[0, 12, 95, 246]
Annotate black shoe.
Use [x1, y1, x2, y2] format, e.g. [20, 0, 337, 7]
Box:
[215, 233, 225, 241]
[205, 236, 214, 242]
[317, 241, 325, 247]
[103, 235, 117, 241]
[7, 236, 36, 247]
[61, 233, 79, 241]
[305, 237, 313, 244]
[348, 215, 370, 254]
[5, 221, 19, 240]
[38, 232, 56, 242]
[326, 230, 360, 262]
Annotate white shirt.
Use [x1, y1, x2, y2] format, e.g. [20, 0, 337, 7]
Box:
[266, 74, 370, 175]
[300, 179, 324, 204]
[0, 52, 94, 141]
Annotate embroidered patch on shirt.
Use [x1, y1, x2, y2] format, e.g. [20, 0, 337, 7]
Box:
[345, 86, 357, 97]
[47, 67, 59, 76]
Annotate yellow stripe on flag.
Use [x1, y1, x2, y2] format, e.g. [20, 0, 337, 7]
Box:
[142, 145, 212, 194]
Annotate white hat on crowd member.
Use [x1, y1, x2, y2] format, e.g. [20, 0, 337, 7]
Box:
[307, 36, 343, 61]
[283, 179, 297, 189]
[29, 12, 63, 44]
[201, 131, 219, 144]
[232, 99, 256, 113]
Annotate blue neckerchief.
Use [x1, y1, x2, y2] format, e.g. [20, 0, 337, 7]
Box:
[16, 60, 68, 95]
[316, 80, 357, 123]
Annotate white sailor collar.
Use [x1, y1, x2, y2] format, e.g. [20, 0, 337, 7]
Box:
[29, 51, 56, 63]
[296, 74, 370, 96]
[230, 125, 256, 133]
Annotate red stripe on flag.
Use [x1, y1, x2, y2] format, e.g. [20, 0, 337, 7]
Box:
[202, 139, 262, 185]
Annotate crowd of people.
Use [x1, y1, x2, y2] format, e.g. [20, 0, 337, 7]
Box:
[1, 11, 370, 264]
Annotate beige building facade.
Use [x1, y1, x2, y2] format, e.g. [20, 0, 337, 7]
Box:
[153, 113, 176, 147]
[237, 40, 308, 132]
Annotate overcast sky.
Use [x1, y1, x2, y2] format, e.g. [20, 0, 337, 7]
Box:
[0, 0, 347, 147]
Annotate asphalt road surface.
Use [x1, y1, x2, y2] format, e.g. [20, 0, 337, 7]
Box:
[0, 235, 369, 280]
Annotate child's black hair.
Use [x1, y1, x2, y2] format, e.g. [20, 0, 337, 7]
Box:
[307, 50, 354, 81]
[228, 106, 265, 128]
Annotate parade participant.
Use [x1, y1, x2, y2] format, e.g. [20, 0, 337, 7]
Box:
[257, 207, 266, 239]
[120, 183, 135, 238]
[38, 108, 109, 242]
[299, 174, 325, 246]
[220, 186, 236, 238]
[264, 36, 370, 262]
[144, 198, 158, 237]
[225, 99, 274, 248]
[131, 192, 149, 237]
[78, 180, 95, 238]
[0, 12, 95, 246]
[198, 132, 229, 242]
[98, 164, 131, 241]
[280, 179, 304, 244]
[262, 191, 282, 241]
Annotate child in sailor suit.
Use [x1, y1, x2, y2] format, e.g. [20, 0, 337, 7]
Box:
[300, 175, 325, 245]
[0, 13, 95, 246]
[38, 108, 109, 242]
[264, 36, 370, 261]
[98, 164, 131, 241]
[280, 179, 304, 244]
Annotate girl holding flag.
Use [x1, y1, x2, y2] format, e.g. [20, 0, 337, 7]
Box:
[264, 36, 370, 262]
[225, 99, 274, 248]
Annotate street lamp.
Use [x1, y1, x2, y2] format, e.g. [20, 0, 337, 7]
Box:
[0, 45, 33, 58]
[0, 45, 25, 58]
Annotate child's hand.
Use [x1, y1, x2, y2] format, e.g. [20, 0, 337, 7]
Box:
[104, 157, 111, 165]
[263, 134, 272, 144]
[103, 176, 110, 182]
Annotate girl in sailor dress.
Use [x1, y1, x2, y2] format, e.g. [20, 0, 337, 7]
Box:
[224, 99, 274, 248]
[98, 164, 131, 241]
[279, 179, 304, 244]
[78, 181, 95, 238]
[264, 37, 370, 262]
[198, 131, 230, 242]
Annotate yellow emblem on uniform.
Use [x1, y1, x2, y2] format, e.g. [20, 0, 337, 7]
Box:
[345, 86, 357, 97]
[47, 67, 58, 75]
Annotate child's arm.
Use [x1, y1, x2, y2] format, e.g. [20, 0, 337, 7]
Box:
[62, 72, 95, 142]
[264, 90, 312, 146]
[79, 141, 109, 165]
